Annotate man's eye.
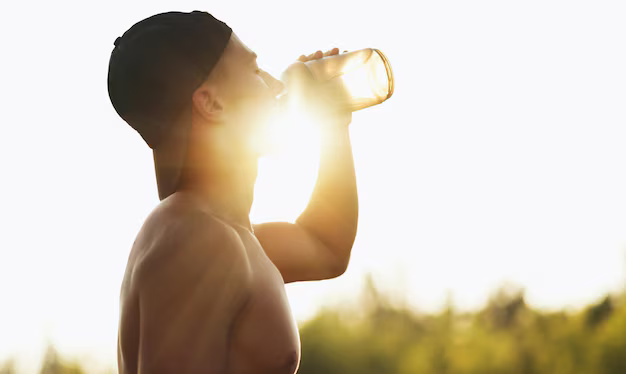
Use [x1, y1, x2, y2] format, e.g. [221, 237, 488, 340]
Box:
[255, 68, 261, 74]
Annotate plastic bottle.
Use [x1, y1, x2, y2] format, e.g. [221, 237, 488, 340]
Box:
[280, 48, 394, 112]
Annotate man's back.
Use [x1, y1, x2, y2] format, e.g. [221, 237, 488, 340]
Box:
[118, 193, 300, 374]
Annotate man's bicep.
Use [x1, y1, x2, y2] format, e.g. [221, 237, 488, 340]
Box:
[253, 221, 346, 283]
[136, 218, 252, 373]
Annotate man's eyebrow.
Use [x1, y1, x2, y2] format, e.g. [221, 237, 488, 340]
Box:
[249, 52, 258, 62]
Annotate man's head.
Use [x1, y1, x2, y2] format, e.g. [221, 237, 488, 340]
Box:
[108, 11, 284, 200]
[186, 33, 285, 176]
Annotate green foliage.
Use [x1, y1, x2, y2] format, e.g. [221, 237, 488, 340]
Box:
[38, 346, 84, 374]
[298, 279, 626, 374]
[0, 359, 16, 374]
[1, 279, 625, 373]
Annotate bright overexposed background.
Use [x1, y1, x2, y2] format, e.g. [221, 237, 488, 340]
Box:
[1, 0, 625, 371]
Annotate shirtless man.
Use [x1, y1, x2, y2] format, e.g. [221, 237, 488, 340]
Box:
[107, 11, 358, 374]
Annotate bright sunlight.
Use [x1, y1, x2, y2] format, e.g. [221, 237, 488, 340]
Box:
[1, 1, 626, 372]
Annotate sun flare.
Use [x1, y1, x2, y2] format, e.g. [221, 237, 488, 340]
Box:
[251, 107, 322, 223]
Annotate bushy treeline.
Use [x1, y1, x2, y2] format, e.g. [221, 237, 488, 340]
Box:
[0, 345, 86, 374]
[298, 278, 626, 374]
[1, 278, 625, 374]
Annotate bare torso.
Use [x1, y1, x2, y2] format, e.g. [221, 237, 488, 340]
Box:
[117, 195, 301, 374]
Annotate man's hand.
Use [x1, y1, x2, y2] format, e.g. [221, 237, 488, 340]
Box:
[282, 48, 352, 128]
[297, 48, 341, 62]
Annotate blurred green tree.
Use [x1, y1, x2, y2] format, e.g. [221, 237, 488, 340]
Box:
[1, 278, 624, 374]
[0, 359, 16, 374]
[298, 278, 626, 374]
[39, 345, 84, 374]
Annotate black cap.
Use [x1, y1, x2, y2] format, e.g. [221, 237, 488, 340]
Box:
[107, 10, 232, 200]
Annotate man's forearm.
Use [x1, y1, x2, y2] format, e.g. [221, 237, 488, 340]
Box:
[296, 124, 359, 261]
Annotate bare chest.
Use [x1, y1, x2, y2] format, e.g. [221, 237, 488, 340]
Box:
[228, 233, 301, 374]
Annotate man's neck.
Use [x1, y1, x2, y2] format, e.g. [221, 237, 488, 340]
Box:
[180, 159, 257, 233]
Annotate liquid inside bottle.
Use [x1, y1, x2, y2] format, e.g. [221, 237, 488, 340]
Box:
[280, 48, 394, 113]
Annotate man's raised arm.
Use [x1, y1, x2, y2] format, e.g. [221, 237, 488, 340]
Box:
[253, 49, 358, 283]
[295, 121, 358, 265]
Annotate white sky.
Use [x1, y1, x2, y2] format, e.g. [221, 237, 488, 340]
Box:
[1, 0, 625, 371]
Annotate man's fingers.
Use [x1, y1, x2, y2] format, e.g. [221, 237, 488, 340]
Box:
[310, 50, 323, 59]
[298, 48, 342, 62]
[323, 48, 339, 57]
[305, 51, 321, 60]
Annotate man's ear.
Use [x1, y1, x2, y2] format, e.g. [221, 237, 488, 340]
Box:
[191, 83, 224, 123]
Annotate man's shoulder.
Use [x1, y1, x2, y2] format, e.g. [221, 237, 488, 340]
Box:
[134, 193, 248, 280]
[143, 192, 234, 242]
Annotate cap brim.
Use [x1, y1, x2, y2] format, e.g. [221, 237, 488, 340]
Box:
[153, 113, 192, 201]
